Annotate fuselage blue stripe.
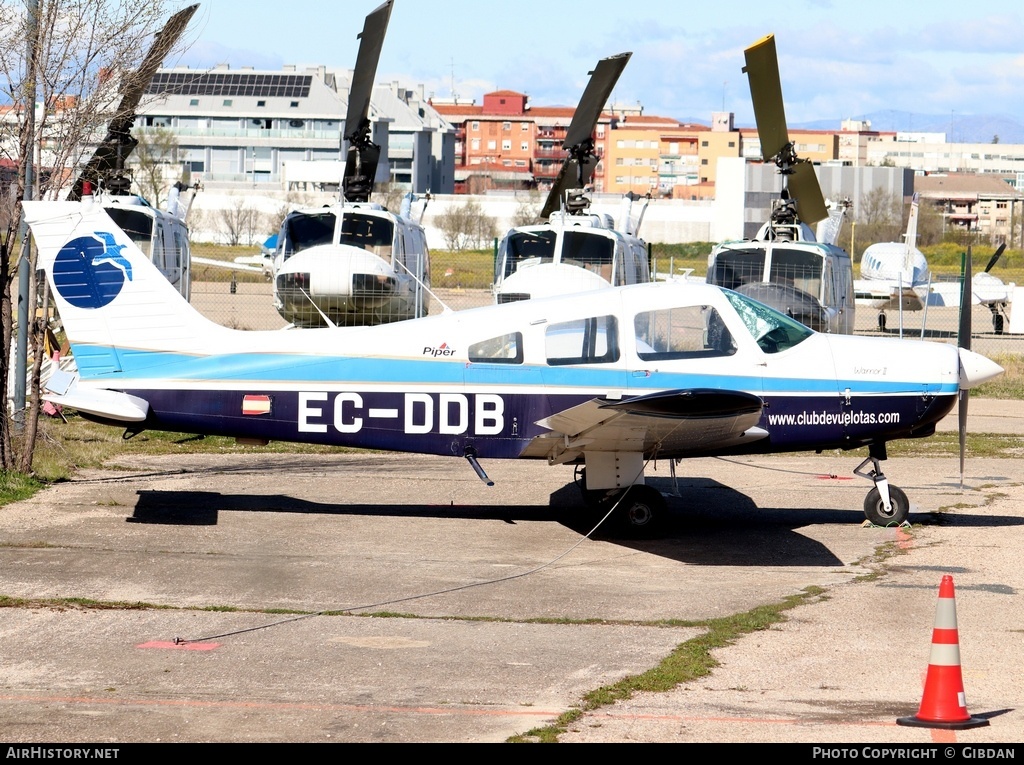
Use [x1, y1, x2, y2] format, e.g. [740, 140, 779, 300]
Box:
[71, 345, 959, 396]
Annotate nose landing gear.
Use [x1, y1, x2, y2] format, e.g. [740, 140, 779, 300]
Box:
[854, 450, 910, 526]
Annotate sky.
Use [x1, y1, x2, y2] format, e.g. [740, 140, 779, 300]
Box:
[171, 0, 1024, 131]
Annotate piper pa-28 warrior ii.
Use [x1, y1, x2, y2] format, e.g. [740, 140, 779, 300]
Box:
[26, 200, 1002, 535]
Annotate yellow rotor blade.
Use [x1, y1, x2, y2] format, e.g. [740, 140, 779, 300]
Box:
[789, 162, 828, 225]
[743, 33, 789, 162]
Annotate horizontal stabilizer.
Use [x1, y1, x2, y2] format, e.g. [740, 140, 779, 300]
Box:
[43, 374, 149, 423]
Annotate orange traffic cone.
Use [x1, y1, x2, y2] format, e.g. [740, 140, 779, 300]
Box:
[897, 575, 989, 729]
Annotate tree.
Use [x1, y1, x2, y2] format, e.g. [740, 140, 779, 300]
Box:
[511, 189, 542, 227]
[0, 0, 188, 473]
[219, 194, 261, 247]
[850, 187, 903, 258]
[435, 199, 498, 251]
[130, 126, 179, 208]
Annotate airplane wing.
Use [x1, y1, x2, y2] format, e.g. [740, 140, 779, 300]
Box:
[521, 389, 767, 464]
[192, 256, 264, 274]
[854, 281, 924, 311]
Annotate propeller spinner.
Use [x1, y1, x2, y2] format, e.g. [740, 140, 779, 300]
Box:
[342, 0, 394, 204]
[742, 34, 828, 226]
[69, 4, 199, 201]
[538, 52, 632, 221]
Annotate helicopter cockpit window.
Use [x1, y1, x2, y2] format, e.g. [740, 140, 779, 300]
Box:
[339, 213, 395, 262]
[634, 306, 736, 361]
[545, 315, 619, 366]
[563, 231, 615, 283]
[723, 289, 813, 354]
[769, 248, 823, 299]
[105, 208, 153, 255]
[282, 211, 336, 258]
[708, 247, 765, 291]
[499, 231, 557, 280]
[469, 332, 524, 364]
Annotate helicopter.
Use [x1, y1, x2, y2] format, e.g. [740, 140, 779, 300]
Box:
[270, 1, 432, 328]
[706, 33, 855, 335]
[492, 52, 654, 305]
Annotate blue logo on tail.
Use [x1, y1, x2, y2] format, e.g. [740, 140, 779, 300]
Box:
[53, 231, 133, 309]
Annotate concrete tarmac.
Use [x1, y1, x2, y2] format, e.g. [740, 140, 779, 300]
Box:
[1, 400, 1023, 743]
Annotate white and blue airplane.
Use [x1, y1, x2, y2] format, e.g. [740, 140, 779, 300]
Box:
[24, 198, 1002, 534]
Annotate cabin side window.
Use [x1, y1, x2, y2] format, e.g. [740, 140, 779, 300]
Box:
[545, 316, 619, 366]
[469, 332, 524, 364]
[634, 307, 736, 361]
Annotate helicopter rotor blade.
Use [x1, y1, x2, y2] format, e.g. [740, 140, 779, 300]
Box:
[743, 34, 788, 163]
[788, 160, 829, 225]
[69, 4, 199, 201]
[742, 33, 827, 226]
[539, 52, 632, 221]
[342, 0, 394, 203]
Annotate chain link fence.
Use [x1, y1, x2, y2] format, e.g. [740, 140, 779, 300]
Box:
[188, 245, 1024, 360]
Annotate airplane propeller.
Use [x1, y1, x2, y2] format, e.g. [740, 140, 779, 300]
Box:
[742, 34, 828, 226]
[538, 52, 632, 221]
[342, 0, 394, 204]
[983, 242, 1006, 274]
[68, 4, 199, 201]
[957, 247, 973, 489]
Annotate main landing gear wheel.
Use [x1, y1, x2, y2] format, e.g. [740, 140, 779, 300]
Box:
[877, 312, 887, 332]
[615, 485, 666, 537]
[863, 484, 909, 526]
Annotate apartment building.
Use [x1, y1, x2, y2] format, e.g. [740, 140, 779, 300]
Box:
[915, 172, 1024, 246]
[133, 65, 455, 194]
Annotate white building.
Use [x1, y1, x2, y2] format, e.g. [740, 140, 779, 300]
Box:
[134, 65, 455, 195]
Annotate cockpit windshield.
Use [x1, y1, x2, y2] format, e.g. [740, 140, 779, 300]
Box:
[723, 289, 814, 354]
[339, 212, 395, 257]
[106, 208, 153, 254]
[498, 230, 557, 280]
[281, 211, 336, 258]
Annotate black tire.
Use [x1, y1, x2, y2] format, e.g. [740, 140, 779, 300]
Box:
[615, 485, 666, 537]
[878, 313, 887, 332]
[994, 314, 1004, 335]
[863, 484, 910, 526]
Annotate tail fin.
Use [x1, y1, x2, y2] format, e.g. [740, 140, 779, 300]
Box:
[24, 199, 227, 379]
[904, 192, 920, 253]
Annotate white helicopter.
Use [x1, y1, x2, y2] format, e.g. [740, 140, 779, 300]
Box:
[270, 0, 432, 328]
[706, 34, 855, 335]
[25, 196, 1001, 536]
[492, 52, 653, 304]
[65, 4, 199, 300]
[855, 192, 932, 331]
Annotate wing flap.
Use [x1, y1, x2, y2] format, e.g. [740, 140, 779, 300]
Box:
[524, 389, 766, 462]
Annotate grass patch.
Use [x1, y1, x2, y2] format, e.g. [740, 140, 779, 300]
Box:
[508, 586, 828, 743]
[0, 471, 44, 506]
[974, 353, 1024, 399]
